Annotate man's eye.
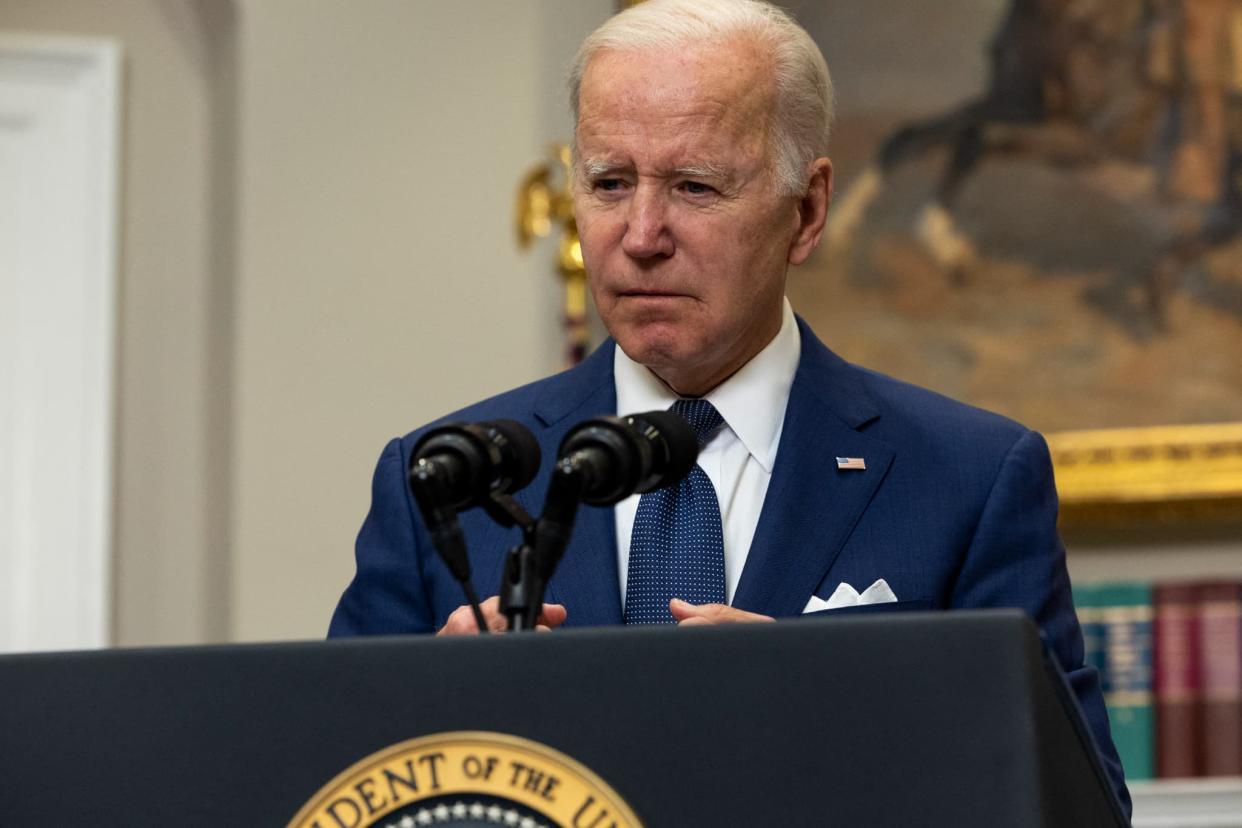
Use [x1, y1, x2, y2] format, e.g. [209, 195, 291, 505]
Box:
[595, 178, 624, 192]
[681, 181, 715, 196]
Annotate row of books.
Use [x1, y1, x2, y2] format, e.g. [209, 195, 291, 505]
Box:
[1074, 581, 1242, 780]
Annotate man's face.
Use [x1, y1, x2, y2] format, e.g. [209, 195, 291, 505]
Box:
[573, 41, 810, 395]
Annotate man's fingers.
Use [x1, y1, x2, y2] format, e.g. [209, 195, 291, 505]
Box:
[437, 597, 505, 636]
[537, 603, 568, 628]
[438, 598, 568, 635]
[476, 598, 506, 630]
[436, 605, 479, 636]
[668, 597, 707, 620]
[478, 596, 509, 632]
[669, 598, 775, 625]
[443, 596, 773, 631]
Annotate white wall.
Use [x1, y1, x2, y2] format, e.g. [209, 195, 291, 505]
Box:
[0, 35, 120, 651]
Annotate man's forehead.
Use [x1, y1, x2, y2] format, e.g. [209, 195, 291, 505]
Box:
[575, 43, 774, 164]
[575, 107, 763, 174]
[577, 40, 775, 121]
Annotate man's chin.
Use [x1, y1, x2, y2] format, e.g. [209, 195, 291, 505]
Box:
[613, 333, 714, 387]
[616, 338, 679, 368]
[615, 334, 689, 370]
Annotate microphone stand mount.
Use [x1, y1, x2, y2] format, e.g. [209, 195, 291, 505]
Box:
[500, 457, 588, 632]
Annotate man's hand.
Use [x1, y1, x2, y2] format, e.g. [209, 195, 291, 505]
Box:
[669, 598, 774, 626]
[436, 597, 568, 636]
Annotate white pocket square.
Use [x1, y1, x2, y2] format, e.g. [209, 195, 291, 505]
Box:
[803, 579, 898, 613]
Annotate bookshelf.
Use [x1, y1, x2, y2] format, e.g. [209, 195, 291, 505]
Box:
[1067, 524, 1242, 827]
[1065, 539, 1242, 586]
[1131, 778, 1242, 828]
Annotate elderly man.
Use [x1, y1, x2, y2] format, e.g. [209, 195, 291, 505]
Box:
[329, 0, 1129, 816]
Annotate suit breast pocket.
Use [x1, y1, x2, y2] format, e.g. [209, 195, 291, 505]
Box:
[802, 599, 935, 618]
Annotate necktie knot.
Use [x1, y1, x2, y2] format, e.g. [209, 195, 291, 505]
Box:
[671, 398, 723, 446]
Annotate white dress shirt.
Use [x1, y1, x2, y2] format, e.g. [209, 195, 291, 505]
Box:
[613, 298, 801, 605]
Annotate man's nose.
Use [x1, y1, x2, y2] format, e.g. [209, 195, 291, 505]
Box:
[621, 186, 674, 259]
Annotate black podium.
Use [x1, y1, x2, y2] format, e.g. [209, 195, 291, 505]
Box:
[0, 610, 1125, 827]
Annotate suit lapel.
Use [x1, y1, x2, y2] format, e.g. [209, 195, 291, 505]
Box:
[531, 342, 623, 626]
[732, 321, 896, 618]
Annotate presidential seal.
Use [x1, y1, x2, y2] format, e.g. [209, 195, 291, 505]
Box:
[288, 731, 642, 828]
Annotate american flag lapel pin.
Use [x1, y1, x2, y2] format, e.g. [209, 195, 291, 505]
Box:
[836, 456, 866, 471]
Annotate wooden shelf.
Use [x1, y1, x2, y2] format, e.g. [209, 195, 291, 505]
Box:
[1131, 778, 1242, 828]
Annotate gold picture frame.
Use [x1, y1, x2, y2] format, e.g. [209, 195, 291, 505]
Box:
[1048, 423, 1242, 526]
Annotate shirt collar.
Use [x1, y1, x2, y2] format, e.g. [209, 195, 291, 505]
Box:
[613, 298, 801, 473]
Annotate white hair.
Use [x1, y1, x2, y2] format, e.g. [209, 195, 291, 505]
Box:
[568, 0, 834, 197]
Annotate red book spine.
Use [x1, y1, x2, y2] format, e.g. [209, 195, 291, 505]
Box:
[1154, 583, 1202, 778]
[1199, 582, 1242, 776]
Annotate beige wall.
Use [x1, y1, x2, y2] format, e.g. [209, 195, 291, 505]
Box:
[0, 0, 610, 646]
[230, 1, 609, 641]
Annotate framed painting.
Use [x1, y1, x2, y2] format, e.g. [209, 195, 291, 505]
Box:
[783, 0, 1242, 524]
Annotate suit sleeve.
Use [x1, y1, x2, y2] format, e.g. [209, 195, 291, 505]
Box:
[950, 429, 1131, 820]
[328, 438, 436, 636]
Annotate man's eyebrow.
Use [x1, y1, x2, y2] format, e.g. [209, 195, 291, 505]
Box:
[578, 159, 730, 181]
[673, 163, 729, 181]
[580, 159, 628, 177]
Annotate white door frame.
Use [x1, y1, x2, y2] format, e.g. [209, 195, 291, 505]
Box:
[0, 34, 121, 652]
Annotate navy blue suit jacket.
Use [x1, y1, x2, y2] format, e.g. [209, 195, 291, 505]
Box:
[329, 318, 1130, 816]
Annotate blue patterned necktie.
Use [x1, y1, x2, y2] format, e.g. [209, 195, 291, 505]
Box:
[624, 398, 726, 625]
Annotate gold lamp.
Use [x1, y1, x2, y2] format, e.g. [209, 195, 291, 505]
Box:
[515, 143, 588, 365]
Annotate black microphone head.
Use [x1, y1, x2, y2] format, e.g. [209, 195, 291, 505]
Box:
[625, 410, 699, 492]
[555, 411, 699, 506]
[410, 419, 540, 510]
[411, 424, 487, 508]
[481, 419, 541, 493]
[558, 417, 643, 505]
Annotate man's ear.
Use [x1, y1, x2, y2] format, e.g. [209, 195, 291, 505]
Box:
[788, 157, 833, 265]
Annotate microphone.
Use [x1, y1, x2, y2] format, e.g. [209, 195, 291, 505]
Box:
[409, 419, 540, 512]
[533, 411, 699, 585]
[408, 420, 541, 631]
[556, 410, 699, 506]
